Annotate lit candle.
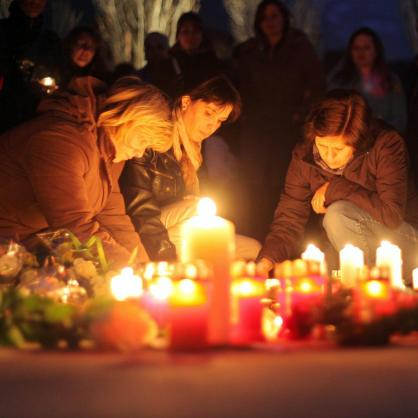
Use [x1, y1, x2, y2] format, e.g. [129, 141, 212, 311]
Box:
[110, 267, 143, 301]
[140, 276, 173, 327]
[413, 268, 418, 291]
[169, 279, 209, 350]
[339, 244, 364, 287]
[354, 279, 395, 322]
[181, 197, 235, 345]
[301, 244, 326, 274]
[230, 278, 265, 344]
[376, 241, 404, 289]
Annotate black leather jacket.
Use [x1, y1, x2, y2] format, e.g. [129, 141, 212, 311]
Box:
[120, 149, 186, 260]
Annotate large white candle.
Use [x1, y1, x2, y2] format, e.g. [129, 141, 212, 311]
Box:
[339, 244, 364, 287]
[376, 241, 403, 289]
[181, 197, 235, 345]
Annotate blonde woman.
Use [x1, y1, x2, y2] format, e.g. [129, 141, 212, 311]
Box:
[0, 76, 173, 264]
[121, 75, 261, 261]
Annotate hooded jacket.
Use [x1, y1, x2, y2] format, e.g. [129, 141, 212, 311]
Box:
[258, 121, 418, 263]
[0, 76, 143, 263]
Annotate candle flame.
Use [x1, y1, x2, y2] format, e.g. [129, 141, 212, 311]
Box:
[39, 76, 55, 87]
[178, 279, 197, 295]
[364, 280, 387, 298]
[110, 267, 143, 301]
[149, 277, 174, 301]
[197, 197, 216, 217]
[301, 243, 325, 262]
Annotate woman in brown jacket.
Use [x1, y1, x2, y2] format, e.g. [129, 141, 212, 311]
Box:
[0, 76, 172, 264]
[258, 89, 418, 282]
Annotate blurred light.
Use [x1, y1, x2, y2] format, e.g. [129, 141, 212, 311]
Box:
[197, 197, 216, 217]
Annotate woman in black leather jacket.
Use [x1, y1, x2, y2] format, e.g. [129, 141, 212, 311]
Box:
[120, 75, 261, 260]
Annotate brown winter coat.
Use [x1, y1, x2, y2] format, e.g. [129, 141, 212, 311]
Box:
[258, 122, 418, 263]
[235, 29, 325, 187]
[0, 76, 144, 263]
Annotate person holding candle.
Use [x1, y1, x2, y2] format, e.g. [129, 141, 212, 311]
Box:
[0, 76, 173, 265]
[258, 89, 418, 284]
[120, 75, 261, 261]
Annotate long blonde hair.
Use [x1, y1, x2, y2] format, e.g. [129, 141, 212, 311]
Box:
[98, 76, 173, 156]
[172, 76, 241, 194]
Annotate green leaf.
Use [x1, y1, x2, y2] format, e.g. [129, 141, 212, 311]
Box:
[44, 303, 75, 324]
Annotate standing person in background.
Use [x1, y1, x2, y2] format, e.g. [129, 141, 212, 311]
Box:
[152, 11, 226, 99]
[120, 76, 261, 261]
[329, 27, 407, 134]
[234, 0, 325, 241]
[61, 26, 108, 88]
[139, 32, 180, 98]
[0, 0, 62, 132]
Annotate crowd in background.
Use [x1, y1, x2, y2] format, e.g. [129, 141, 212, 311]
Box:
[1, 0, 418, 264]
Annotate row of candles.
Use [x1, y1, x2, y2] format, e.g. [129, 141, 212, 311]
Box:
[105, 198, 418, 349]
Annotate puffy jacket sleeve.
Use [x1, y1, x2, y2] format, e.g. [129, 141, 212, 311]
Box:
[26, 129, 134, 265]
[258, 156, 313, 263]
[325, 132, 408, 228]
[120, 157, 177, 261]
[94, 163, 148, 263]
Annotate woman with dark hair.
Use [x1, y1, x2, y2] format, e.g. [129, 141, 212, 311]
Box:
[61, 26, 108, 87]
[329, 27, 406, 133]
[120, 75, 260, 261]
[234, 0, 325, 240]
[258, 89, 418, 282]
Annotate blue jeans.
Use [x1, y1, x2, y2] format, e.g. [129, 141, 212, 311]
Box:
[322, 200, 418, 283]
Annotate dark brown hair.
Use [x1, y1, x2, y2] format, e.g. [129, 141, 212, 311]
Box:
[176, 75, 242, 123]
[254, 0, 290, 41]
[304, 89, 373, 152]
[333, 27, 393, 92]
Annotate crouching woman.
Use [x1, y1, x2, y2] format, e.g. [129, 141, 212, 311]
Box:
[258, 89, 418, 282]
[120, 76, 261, 261]
[0, 76, 173, 265]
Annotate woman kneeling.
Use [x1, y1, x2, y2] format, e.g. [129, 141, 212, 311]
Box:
[258, 89, 418, 283]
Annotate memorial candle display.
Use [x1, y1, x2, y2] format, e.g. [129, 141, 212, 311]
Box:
[339, 244, 364, 287]
[376, 241, 404, 289]
[169, 279, 209, 350]
[181, 197, 235, 345]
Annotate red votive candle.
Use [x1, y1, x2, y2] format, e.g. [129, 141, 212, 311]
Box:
[230, 278, 265, 344]
[169, 279, 209, 350]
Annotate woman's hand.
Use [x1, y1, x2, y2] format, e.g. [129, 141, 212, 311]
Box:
[311, 182, 329, 214]
[257, 257, 274, 275]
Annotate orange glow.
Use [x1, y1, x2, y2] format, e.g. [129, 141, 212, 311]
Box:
[295, 278, 321, 294]
[363, 280, 389, 299]
[149, 277, 174, 301]
[232, 279, 265, 298]
[170, 279, 206, 306]
[197, 197, 217, 217]
[262, 309, 283, 341]
[110, 267, 143, 301]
